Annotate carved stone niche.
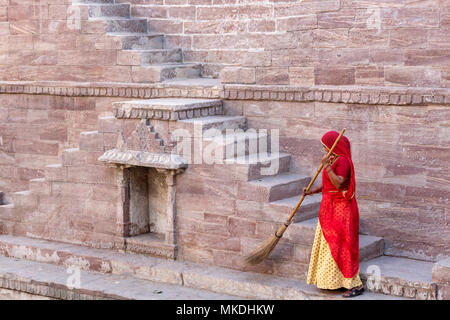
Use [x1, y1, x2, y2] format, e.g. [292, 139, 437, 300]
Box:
[108, 163, 185, 260]
[98, 117, 187, 260]
[98, 98, 224, 259]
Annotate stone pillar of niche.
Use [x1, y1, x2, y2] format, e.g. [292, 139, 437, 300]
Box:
[165, 169, 177, 248]
[114, 165, 131, 249]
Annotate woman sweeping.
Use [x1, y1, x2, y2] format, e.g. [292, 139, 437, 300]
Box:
[303, 131, 364, 298]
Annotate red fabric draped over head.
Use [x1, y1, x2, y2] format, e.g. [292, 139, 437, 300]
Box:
[319, 131, 359, 278]
[320, 131, 355, 200]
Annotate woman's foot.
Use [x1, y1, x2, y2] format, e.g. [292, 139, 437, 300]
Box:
[342, 285, 364, 298]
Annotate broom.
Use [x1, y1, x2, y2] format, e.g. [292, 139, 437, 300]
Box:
[243, 128, 346, 265]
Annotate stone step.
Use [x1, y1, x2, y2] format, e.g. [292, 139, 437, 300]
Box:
[131, 63, 201, 83]
[432, 258, 450, 300]
[29, 178, 51, 197]
[161, 77, 221, 87]
[9, 190, 37, 210]
[0, 235, 407, 300]
[177, 115, 248, 137]
[283, 217, 385, 263]
[268, 193, 322, 223]
[110, 33, 165, 50]
[90, 18, 148, 33]
[285, 217, 385, 260]
[74, 0, 115, 4]
[44, 164, 65, 182]
[113, 98, 224, 121]
[359, 256, 438, 300]
[78, 130, 104, 152]
[224, 153, 291, 181]
[241, 173, 310, 202]
[0, 256, 240, 300]
[204, 130, 270, 161]
[131, 49, 183, 65]
[87, 3, 130, 18]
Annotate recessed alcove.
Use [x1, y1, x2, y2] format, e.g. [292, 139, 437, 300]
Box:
[99, 150, 187, 260]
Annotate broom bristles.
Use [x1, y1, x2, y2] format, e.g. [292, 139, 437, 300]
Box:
[243, 235, 281, 265]
[243, 222, 289, 265]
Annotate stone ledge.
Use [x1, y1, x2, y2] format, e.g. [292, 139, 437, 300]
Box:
[113, 98, 223, 120]
[0, 234, 407, 300]
[98, 149, 187, 170]
[0, 81, 449, 106]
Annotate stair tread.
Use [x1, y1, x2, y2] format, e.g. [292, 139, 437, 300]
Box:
[87, 3, 129, 6]
[178, 115, 245, 124]
[224, 153, 290, 164]
[107, 32, 164, 36]
[0, 235, 407, 300]
[161, 77, 221, 87]
[271, 193, 322, 207]
[204, 130, 267, 142]
[0, 255, 239, 300]
[292, 217, 384, 243]
[360, 256, 434, 284]
[142, 63, 200, 69]
[90, 17, 147, 21]
[124, 49, 180, 53]
[248, 172, 308, 187]
[115, 98, 222, 111]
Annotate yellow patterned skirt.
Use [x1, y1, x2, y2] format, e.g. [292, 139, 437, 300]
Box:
[306, 221, 362, 290]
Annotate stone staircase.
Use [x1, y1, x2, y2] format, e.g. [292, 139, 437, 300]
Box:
[1, 97, 448, 299]
[0, 234, 409, 300]
[73, 0, 209, 83]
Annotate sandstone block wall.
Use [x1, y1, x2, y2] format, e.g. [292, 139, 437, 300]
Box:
[0, 93, 123, 193]
[0, 1, 448, 86]
[0, 0, 138, 82]
[118, 0, 450, 86]
[225, 99, 449, 260]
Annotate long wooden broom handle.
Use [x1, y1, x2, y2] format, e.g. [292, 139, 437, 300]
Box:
[285, 128, 346, 224]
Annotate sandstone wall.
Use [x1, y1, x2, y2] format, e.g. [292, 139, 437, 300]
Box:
[0, 1, 448, 86]
[0, 0, 135, 82]
[232, 99, 450, 260]
[120, 0, 450, 86]
[0, 93, 121, 193]
[0, 84, 448, 278]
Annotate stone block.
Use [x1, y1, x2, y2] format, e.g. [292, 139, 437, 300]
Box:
[432, 258, 450, 284]
[79, 131, 104, 152]
[220, 67, 255, 84]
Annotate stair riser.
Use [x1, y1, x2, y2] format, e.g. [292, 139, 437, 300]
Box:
[160, 65, 201, 81]
[88, 4, 130, 18]
[206, 135, 270, 161]
[140, 50, 183, 65]
[29, 179, 51, 197]
[360, 275, 437, 300]
[238, 155, 291, 181]
[176, 117, 247, 139]
[234, 155, 290, 181]
[105, 20, 147, 33]
[269, 178, 310, 202]
[238, 177, 310, 203]
[284, 224, 385, 262]
[10, 192, 37, 210]
[74, 0, 115, 4]
[120, 35, 164, 50]
[264, 201, 320, 224]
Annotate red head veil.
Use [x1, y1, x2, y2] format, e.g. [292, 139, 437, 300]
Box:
[320, 131, 355, 200]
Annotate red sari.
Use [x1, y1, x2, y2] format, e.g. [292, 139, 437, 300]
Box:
[319, 131, 359, 278]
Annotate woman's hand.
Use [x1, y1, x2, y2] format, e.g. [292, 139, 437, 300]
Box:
[302, 187, 312, 197]
[321, 154, 332, 168]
